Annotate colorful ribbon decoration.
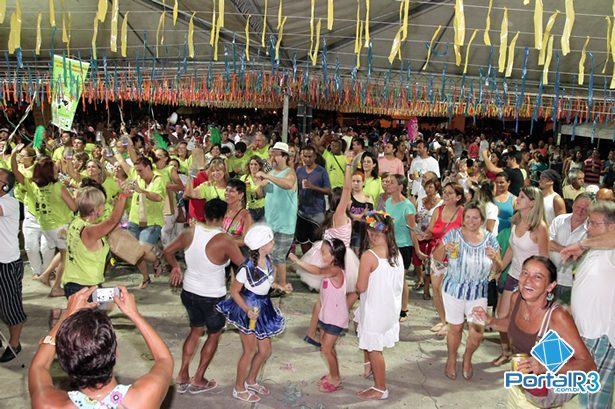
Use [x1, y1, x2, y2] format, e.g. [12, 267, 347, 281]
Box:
[454, 0, 465, 46]
[505, 31, 520, 78]
[539, 10, 559, 65]
[534, 0, 543, 50]
[110, 0, 119, 53]
[328, 0, 334, 31]
[423, 25, 441, 71]
[36, 12, 42, 55]
[579, 36, 591, 85]
[483, 0, 492, 46]
[561, 0, 575, 56]
[498, 8, 508, 73]
[121, 11, 129, 57]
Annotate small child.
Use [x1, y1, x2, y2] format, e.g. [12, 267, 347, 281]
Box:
[216, 224, 285, 403]
[289, 238, 348, 393]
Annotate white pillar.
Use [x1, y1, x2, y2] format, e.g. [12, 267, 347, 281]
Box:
[282, 94, 289, 143]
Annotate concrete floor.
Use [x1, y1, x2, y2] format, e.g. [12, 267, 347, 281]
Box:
[0, 263, 513, 408]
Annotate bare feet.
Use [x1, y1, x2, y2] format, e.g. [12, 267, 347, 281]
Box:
[139, 277, 152, 289]
[49, 287, 64, 297]
[34, 273, 52, 287]
[445, 356, 457, 380]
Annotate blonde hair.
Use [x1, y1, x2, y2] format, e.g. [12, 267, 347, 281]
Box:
[86, 160, 107, 182]
[76, 187, 106, 217]
[511, 186, 545, 231]
[207, 158, 229, 182]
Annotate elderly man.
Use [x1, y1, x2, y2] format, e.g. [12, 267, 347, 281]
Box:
[570, 201, 615, 409]
[596, 188, 614, 202]
[0, 169, 25, 362]
[548, 193, 592, 306]
[562, 169, 586, 201]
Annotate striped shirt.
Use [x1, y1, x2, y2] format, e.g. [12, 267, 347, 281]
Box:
[442, 228, 499, 301]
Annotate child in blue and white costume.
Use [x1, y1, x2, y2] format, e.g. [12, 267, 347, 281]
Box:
[216, 224, 285, 403]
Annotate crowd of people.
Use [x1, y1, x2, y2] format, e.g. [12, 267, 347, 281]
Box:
[0, 114, 613, 407]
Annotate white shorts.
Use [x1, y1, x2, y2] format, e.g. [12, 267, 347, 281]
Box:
[42, 225, 68, 250]
[442, 292, 487, 326]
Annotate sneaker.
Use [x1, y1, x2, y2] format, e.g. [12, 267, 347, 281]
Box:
[0, 344, 21, 363]
[399, 310, 409, 322]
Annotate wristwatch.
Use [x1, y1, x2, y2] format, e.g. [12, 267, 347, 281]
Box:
[40, 335, 56, 346]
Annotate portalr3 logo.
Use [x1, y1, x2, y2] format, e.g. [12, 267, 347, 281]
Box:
[504, 330, 601, 394]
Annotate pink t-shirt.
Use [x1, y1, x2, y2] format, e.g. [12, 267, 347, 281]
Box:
[378, 157, 405, 175]
[319, 273, 349, 329]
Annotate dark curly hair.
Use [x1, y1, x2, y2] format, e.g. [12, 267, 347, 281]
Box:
[56, 308, 117, 390]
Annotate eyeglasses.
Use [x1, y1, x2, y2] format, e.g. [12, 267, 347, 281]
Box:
[587, 220, 610, 227]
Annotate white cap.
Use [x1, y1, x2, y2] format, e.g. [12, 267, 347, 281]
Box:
[271, 142, 289, 153]
[243, 224, 274, 250]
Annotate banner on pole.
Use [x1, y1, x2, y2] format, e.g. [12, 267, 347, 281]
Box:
[51, 54, 89, 131]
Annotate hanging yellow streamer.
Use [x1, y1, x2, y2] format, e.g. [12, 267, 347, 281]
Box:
[277, 0, 282, 29]
[542, 35, 553, 84]
[454, 0, 465, 46]
[121, 11, 129, 57]
[401, 0, 409, 41]
[7, 0, 21, 54]
[188, 12, 195, 58]
[173, 0, 178, 25]
[49, 0, 55, 27]
[91, 16, 99, 60]
[506, 31, 519, 77]
[453, 44, 461, 66]
[603, 17, 611, 73]
[245, 15, 251, 61]
[388, 27, 403, 64]
[578, 36, 590, 85]
[210, 0, 216, 46]
[561, 0, 574, 56]
[354, 0, 361, 54]
[611, 0, 615, 63]
[327, 0, 334, 30]
[498, 8, 508, 73]
[261, 0, 267, 47]
[0, 0, 5, 24]
[62, 12, 68, 43]
[276, 16, 287, 62]
[483, 0, 492, 46]
[110, 0, 119, 53]
[309, 0, 315, 57]
[538, 10, 559, 65]
[156, 11, 165, 58]
[524, 0, 530, 4]
[36, 12, 42, 55]
[463, 29, 478, 74]
[311, 18, 321, 66]
[66, 12, 71, 54]
[218, 0, 224, 28]
[364, 0, 370, 48]
[611, 62, 615, 89]
[534, 0, 543, 50]
[356, 20, 363, 69]
[97, 0, 107, 22]
[422, 25, 442, 70]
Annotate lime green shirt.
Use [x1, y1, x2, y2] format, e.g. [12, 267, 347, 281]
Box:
[363, 176, 384, 204]
[227, 154, 250, 176]
[0, 157, 9, 170]
[52, 146, 65, 162]
[246, 145, 270, 160]
[62, 217, 109, 286]
[194, 183, 226, 200]
[241, 174, 265, 209]
[23, 179, 73, 230]
[127, 173, 167, 227]
[84, 143, 96, 155]
[322, 150, 347, 188]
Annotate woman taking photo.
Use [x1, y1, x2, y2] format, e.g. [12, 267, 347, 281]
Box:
[29, 286, 174, 408]
[432, 203, 501, 380]
[11, 147, 77, 297]
[492, 186, 548, 366]
[355, 211, 404, 401]
[240, 156, 266, 222]
[473, 256, 596, 407]
[418, 182, 465, 336]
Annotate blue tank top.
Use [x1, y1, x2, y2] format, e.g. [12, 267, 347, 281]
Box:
[494, 194, 515, 233]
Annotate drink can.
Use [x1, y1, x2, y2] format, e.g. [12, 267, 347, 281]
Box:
[248, 306, 260, 330]
[450, 242, 460, 259]
[511, 353, 529, 371]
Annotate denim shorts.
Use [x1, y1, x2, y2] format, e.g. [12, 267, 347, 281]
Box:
[127, 222, 162, 245]
[271, 232, 294, 264]
[318, 319, 345, 336]
[180, 290, 226, 333]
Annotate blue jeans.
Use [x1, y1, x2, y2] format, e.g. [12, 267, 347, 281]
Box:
[127, 223, 162, 245]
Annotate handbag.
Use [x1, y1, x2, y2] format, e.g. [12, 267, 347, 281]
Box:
[521, 304, 577, 408]
[487, 279, 499, 307]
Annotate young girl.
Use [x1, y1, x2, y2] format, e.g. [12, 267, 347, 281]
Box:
[216, 224, 285, 403]
[289, 238, 348, 393]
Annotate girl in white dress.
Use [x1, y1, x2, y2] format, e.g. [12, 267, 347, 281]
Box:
[354, 210, 404, 401]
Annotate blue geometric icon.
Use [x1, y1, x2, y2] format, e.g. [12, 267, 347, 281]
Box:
[531, 330, 575, 373]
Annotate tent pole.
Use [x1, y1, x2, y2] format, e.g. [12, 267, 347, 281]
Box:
[282, 94, 289, 143]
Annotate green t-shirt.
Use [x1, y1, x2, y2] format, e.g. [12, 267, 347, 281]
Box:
[385, 197, 416, 248]
[227, 154, 250, 176]
[62, 217, 109, 286]
[194, 183, 226, 200]
[241, 174, 265, 209]
[52, 146, 65, 162]
[246, 145, 270, 160]
[23, 179, 73, 230]
[363, 176, 384, 205]
[127, 173, 167, 227]
[322, 150, 347, 188]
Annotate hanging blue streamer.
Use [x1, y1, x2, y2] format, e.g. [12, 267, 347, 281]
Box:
[590, 116, 598, 143]
[427, 74, 434, 104]
[207, 60, 213, 90]
[268, 35, 276, 72]
[485, 46, 494, 86]
[183, 36, 188, 74]
[224, 46, 231, 92]
[405, 62, 411, 100]
[367, 42, 373, 79]
[16, 48, 23, 69]
[239, 54, 246, 89]
[292, 52, 297, 82]
[334, 54, 341, 94]
[321, 37, 328, 97]
[350, 66, 357, 98]
[232, 33, 237, 74]
[440, 65, 446, 101]
[478, 68, 484, 105]
[587, 52, 595, 122]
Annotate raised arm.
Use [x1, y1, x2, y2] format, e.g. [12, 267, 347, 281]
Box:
[61, 185, 77, 212]
[482, 149, 504, 174]
[333, 158, 353, 227]
[10, 146, 25, 184]
[81, 194, 129, 248]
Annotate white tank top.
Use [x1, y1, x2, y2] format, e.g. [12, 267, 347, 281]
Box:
[543, 192, 557, 226]
[183, 225, 230, 298]
[509, 224, 540, 280]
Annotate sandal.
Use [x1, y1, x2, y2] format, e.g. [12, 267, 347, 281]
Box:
[357, 386, 389, 400]
[462, 357, 473, 381]
[139, 277, 152, 289]
[232, 388, 260, 402]
[319, 378, 342, 393]
[176, 382, 190, 394]
[413, 281, 424, 290]
[491, 352, 512, 367]
[436, 325, 449, 337]
[303, 335, 321, 348]
[188, 379, 218, 394]
[430, 322, 445, 333]
[363, 362, 373, 379]
[245, 381, 270, 396]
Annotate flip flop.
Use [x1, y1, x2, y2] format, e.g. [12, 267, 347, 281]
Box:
[357, 387, 389, 400]
[245, 381, 270, 396]
[303, 335, 321, 348]
[139, 277, 152, 289]
[319, 378, 342, 393]
[232, 388, 260, 402]
[176, 382, 190, 394]
[188, 379, 217, 394]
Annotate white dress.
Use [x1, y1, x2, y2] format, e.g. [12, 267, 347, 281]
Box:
[354, 250, 405, 352]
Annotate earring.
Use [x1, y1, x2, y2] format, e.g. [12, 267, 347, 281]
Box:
[546, 292, 554, 302]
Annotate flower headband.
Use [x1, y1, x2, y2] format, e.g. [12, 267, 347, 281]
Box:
[364, 210, 390, 232]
